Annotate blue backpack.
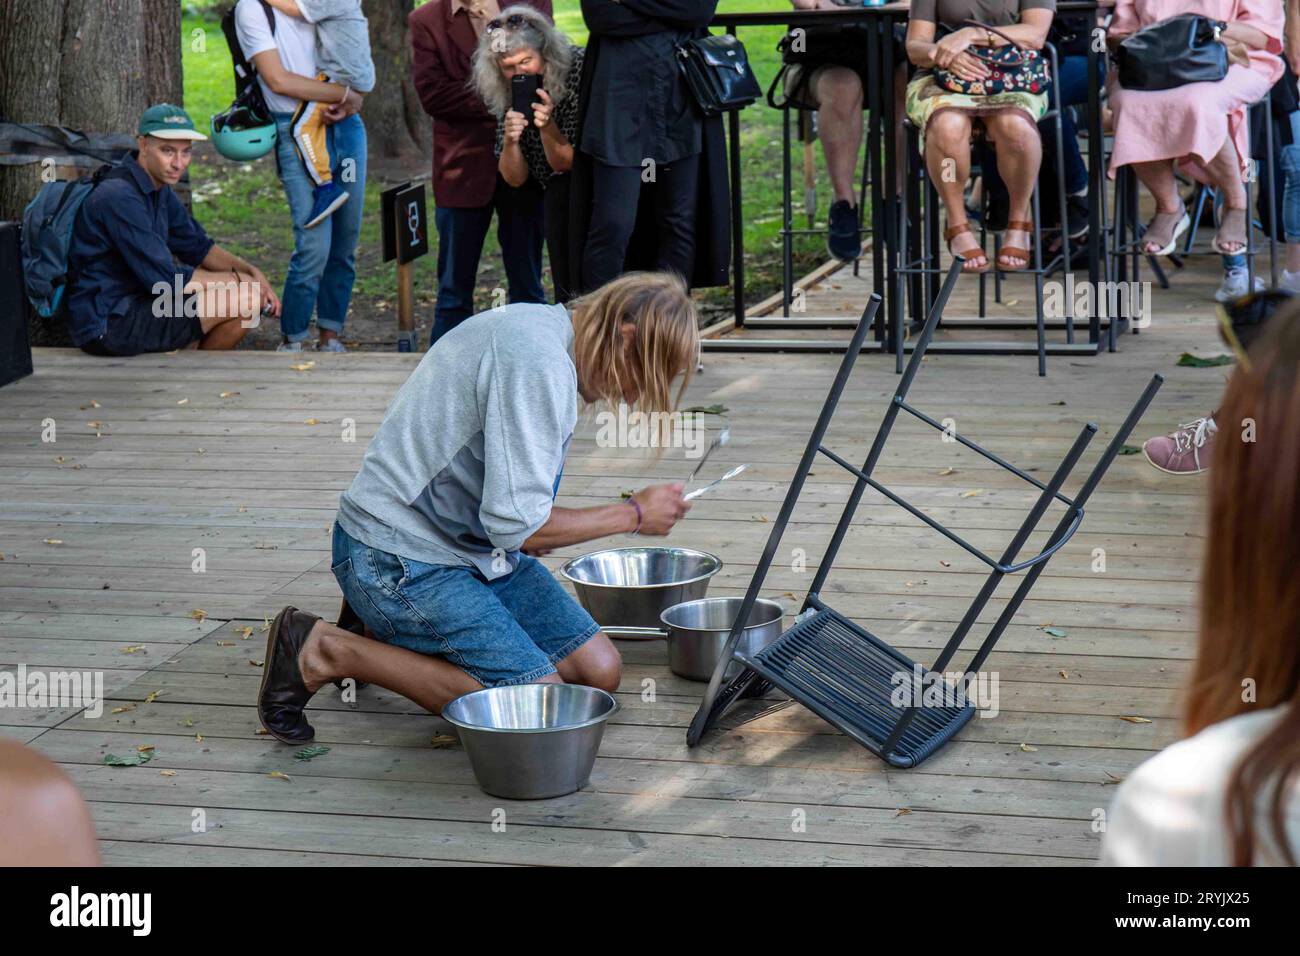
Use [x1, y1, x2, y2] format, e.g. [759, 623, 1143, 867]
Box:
[20, 163, 122, 318]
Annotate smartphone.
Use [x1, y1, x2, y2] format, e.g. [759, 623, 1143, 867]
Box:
[510, 74, 542, 118]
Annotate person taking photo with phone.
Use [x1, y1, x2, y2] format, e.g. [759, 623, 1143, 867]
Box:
[472, 6, 584, 302]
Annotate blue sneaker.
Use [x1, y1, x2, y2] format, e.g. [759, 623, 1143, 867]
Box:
[304, 181, 349, 230]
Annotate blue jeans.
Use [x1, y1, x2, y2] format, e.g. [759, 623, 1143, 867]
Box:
[1282, 141, 1300, 246]
[273, 111, 367, 343]
[430, 175, 546, 348]
[330, 523, 599, 686]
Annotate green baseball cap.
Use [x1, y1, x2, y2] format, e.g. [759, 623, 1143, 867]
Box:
[138, 103, 208, 141]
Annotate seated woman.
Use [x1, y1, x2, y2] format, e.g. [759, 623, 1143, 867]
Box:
[256, 273, 700, 741]
[472, 6, 584, 303]
[1107, 0, 1284, 303]
[1102, 309, 1300, 865]
[906, 0, 1056, 274]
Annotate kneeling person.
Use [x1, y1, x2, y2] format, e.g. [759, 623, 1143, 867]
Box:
[258, 272, 700, 741]
[68, 104, 281, 356]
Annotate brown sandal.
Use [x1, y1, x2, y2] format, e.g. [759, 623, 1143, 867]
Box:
[996, 219, 1033, 272]
[945, 222, 989, 274]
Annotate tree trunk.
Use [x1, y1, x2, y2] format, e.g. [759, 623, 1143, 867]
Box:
[363, 0, 430, 163]
[0, 0, 181, 219]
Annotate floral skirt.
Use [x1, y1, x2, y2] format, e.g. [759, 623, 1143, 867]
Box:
[905, 72, 1048, 152]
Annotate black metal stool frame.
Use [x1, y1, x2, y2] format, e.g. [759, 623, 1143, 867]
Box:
[687, 257, 1164, 767]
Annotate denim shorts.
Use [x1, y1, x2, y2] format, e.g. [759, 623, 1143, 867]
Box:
[330, 523, 600, 687]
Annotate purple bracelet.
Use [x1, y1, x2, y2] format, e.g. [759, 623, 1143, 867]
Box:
[628, 498, 643, 534]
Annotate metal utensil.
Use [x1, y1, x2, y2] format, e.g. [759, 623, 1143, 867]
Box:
[683, 464, 747, 501]
[442, 684, 618, 799]
[661, 597, 785, 681]
[684, 424, 730, 488]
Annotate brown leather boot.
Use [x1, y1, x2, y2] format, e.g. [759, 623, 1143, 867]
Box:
[257, 606, 321, 744]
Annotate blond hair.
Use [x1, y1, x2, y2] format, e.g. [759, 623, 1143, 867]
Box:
[570, 272, 699, 446]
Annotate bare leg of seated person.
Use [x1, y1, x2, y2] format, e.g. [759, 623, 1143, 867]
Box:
[813, 66, 864, 207]
[185, 268, 258, 350]
[984, 111, 1041, 271]
[1204, 135, 1249, 256]
[1131, 159, 1189, 256]
[925, 110, 986, 273]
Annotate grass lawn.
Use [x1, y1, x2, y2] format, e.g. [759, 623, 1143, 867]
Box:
[181, 0, 846, 345]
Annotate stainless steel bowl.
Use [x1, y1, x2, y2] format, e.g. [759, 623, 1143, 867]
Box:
[441, 683, 619, 800]
[660, 597, 785, 681]
[560, 547, 722, 637]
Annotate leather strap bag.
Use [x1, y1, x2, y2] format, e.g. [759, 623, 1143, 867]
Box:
[1116, 13, 1228, 91]
[676, 33, 762, 116]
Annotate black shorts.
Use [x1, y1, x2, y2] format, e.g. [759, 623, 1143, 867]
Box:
[81, 293, 202, 357]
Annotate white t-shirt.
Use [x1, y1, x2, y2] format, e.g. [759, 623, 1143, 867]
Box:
[1100, 706, 1300, 866]
[233, 0, 318, 115]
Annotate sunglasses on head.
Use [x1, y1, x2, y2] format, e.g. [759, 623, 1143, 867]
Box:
[486, 14, 527, 31]
[1214, 289, 1293, 371]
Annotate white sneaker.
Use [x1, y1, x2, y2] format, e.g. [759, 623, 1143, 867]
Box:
[275, 340, 304, 352]
[1280, 269, 1300, 294]
[1214, 268, 1266, 304]
[316, 338, 347, 353]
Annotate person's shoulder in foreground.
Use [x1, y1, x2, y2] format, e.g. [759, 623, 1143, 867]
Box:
[1100, 705, 1300, 866]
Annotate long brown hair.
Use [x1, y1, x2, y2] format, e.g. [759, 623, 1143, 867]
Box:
[569, 271, 699, 444]
[1186, 307, 1300, 865]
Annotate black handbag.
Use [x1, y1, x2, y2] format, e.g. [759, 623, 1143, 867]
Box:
[1116, 13, 1228, 92]
[676, 33, 761, 116]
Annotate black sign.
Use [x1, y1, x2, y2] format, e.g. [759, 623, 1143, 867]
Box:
[381, 182, 428, 265]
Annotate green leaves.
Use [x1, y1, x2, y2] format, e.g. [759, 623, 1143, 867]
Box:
[1117, 444, 1141, 456]
[1177, 352, 1234, 368]
[681, 404, 729, 416]
[104, 751, 154, 767]
[293, 745, 331, 762]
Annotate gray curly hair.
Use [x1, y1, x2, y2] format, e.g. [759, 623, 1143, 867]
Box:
[470, 5, 575, 117]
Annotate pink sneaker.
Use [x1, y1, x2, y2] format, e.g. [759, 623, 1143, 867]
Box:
[1142, 416, 1217, 476]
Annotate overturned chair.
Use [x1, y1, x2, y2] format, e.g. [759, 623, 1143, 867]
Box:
[687, 258, 1163, 767]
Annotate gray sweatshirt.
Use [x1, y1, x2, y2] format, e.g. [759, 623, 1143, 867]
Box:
[337, 303, 577, 579]
[296, 0, 375, 93]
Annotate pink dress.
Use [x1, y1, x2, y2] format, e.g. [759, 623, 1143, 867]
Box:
[1106, 0, 1284, 182]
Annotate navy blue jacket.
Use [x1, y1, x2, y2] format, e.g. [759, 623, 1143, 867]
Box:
[66, 153, 214, 346]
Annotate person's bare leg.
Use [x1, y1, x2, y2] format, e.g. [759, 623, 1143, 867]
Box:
[297, 621, 561, 715]
[812, 66, 864, 205]
[1205, 135, 1248, 255]
[1131, 159, 1185, 254]
[986, 111, 1042, 269]
[0, 740, 100, 866]
[199, 316, 248, 349]
[925, 110, 984, 270]
[186, 270, 258, 349]
[553, 632, 623, 693]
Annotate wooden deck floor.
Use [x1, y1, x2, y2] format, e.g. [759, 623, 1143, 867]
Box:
[0, 253, 1232, 865]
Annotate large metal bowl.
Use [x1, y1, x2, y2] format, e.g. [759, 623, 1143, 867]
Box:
[441, 683, 619, 800]
[560, 547, 722, 637]
[660, 597, 785, 681]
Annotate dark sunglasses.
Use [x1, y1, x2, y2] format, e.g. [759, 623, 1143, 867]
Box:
[1215, 289, 1294, 371]
[486, 14, 527, 31]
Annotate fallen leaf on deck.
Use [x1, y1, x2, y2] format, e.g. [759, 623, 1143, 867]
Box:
[294, 745, 331, 761]
[195, 733, 203, 742]
[939, 560, 951, 568]
[1118, 716, 1152, 724]
[237, 626, 254, 640]
[249, 660, 264, 667]
[262, 615, 271, 632]
[219, 391, 240, 398]
[111, 704, 135, 715]
[237, 505, 248, 513]
[268, 770, 292, 782]
[43, 539, 63, 545]
[196, 447, 206, 454]
[143, 690, 163, 704]
[53, 456, 67, 463]
[1059, 670, 1069, 679]
[894, 808, 912, 817]
[959, 489, 985, 498]
[179, 718, 194, 728]
[121, 644, 145, 654]
[1019, 743, 1038, 752]
[176, 398, 189, 405]
[938, 466, 957, 476]
[1177, 352, 1234, 368]
[1041, 626, 1067, 638]
[681, 404, 728, 416]
[1103, 771, 1124, 785]
[303, 418, 320, 425]
[137, 744, 154, 752]
[216, 640, 235, 646]
[86, 421, 103, 428]
[254, 728, 270, 735]
[290, 361, 316, 372]
[755, 515, 769, 522]
[430, 734, 457, 749]
[253, 542, 278, 550]
[80, 400, 101, 410]
[1117, 444, 1141, 456]
[159, 770, 177, 777]
[104, 751, 153, 767]
[189, 609, 208, 621]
